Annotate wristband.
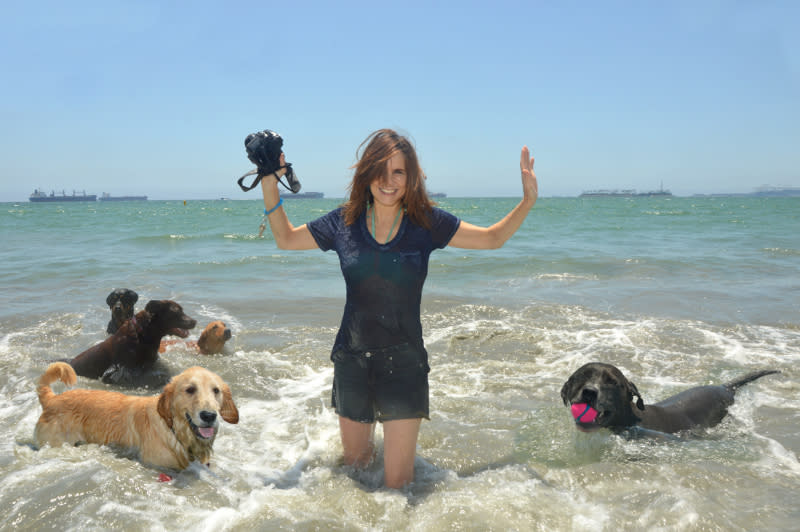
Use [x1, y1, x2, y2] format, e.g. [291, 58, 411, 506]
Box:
[264, 197, 283, 216]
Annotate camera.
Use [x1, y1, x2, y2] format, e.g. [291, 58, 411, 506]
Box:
[237, 129, 301, 193]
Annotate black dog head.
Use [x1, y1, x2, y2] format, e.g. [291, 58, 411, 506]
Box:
[106, 288, 138, 334]
[560, 362, 645, 432]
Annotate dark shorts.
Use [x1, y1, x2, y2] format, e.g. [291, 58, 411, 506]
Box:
[331, 343, 430, 423]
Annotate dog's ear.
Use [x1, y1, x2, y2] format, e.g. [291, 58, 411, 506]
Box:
[560, 375, 577, 406]
[145, 300, 165, 315]
[124, 290, 138, 305]
[106, 290, 119, 307]
[627, 380, 645, 410]
[219, 383, 239, 424]
[157, 381, 175, 429]
[197, 327, 210, 352]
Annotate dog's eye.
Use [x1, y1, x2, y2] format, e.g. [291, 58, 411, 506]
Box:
[186, 385, 197, 395]
[213, 387, 220, 395]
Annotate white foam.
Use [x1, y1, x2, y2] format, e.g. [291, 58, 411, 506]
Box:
[3, 297, 799, 529]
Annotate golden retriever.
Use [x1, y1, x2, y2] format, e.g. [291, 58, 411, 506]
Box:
[159, 320, 233, 355]
[35, 362, 239, 471]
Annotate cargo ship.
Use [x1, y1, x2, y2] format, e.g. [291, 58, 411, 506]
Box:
[29, 189, 97, 202]
[98, 192, 148, 201]
[580, 184, 672, 198]
[281, 191, 324, 199]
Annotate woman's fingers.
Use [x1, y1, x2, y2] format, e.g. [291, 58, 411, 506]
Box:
[520, 146, 534, 175]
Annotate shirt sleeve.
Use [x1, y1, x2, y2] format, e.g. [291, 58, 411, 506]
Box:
[307, 208, 342, 252]
[429, 207, 460, 249]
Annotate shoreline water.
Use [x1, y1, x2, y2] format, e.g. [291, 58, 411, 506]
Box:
[1, 197, 798, 530]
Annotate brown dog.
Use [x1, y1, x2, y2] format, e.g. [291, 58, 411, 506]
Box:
[35, 362, 238, 471]
[106, 288, 138, 334]
[67, 300, 196, 382]
[159, 320, 232, 355]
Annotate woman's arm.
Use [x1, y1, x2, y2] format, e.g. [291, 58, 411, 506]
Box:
[260, 156, 318, 250]
[448, 146, 538, 250]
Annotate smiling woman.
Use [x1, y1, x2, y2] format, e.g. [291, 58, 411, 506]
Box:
[257, 127, 538, 489]
[367, 152, 407, 243]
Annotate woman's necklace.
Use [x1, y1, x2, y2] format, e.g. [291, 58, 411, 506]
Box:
[370, 204, 403, 244]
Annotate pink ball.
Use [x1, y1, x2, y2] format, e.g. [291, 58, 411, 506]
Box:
[571, 403, 598, 423]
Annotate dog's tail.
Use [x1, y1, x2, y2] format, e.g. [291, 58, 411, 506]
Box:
[37, 362, 77, 407]
[725, 369, 780, 392]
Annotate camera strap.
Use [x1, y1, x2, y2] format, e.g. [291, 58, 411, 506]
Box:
[237, 164, 294, 192]
[236, 169, 260, 191]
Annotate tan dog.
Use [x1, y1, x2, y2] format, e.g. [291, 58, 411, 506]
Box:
[159, 320, 232, 355]
[35, 362, 239, 471]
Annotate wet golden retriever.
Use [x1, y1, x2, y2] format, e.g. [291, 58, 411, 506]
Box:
[35, 362, 238, 471]
[159, 320, 233, 355]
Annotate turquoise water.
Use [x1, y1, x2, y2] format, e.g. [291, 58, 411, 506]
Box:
[3, 197, 797, 324]
[1, 197, 799, 530]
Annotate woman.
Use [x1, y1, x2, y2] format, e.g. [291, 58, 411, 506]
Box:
[260, 128, 537, 489]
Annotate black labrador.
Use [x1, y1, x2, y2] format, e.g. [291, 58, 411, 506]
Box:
[560, 362, 779, 438]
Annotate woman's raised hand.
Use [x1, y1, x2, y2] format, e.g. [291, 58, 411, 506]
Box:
[520, 146, 538, 205]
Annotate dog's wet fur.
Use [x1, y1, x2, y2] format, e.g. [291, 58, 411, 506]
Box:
[35, 362, 238, 471]
[196, 321, 232, 354]
[67, 300, 196, 385]
[561, 362, 779, 436]
[159, 320, 232, 355]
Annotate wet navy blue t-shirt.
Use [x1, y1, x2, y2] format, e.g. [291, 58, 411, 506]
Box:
[308, 206, 460, 354]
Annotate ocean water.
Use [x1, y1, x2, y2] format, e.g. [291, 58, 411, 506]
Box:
[0, 196, 798, 531]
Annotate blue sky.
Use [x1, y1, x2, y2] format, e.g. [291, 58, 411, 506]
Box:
[1, 1, 797, 201]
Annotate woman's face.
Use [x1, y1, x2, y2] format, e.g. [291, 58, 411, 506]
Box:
[369, 151, 407, 208]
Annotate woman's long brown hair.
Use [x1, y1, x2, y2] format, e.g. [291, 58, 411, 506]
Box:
[342, 129, 434, 228]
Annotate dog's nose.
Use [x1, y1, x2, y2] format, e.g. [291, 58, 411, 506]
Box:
[223, 328, 232, 340]
[580, 388, 598, 404]
[199, 411, 217, 424]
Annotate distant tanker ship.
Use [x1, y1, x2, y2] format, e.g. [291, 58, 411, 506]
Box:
[98, 192, 148, 201]
[580, 183, 672, 197]
[29, 189, 97, 202]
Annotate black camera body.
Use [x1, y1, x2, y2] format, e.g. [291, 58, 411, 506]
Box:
[238, 129, 301, 193]
[244, 130, 282, 173]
